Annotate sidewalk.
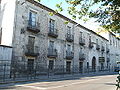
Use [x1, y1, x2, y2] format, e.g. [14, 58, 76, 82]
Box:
[0, 71, 117, 84]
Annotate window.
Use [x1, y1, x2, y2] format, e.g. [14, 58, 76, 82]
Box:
[28, 36, 35, 52]
[49, 41, 54, 49]
[80, 48, 82, 53]
[49, 19, 55, 32]
[67, 44, 71, 52]
[96, 39, 98, 44]
[28, 36, 35, 46]
[89, 36, 91, 42]
[28, 11, 37, 27]
[67, 26, 71, 35]
[80, 32, 83, 38]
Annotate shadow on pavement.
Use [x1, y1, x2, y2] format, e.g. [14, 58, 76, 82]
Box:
[0, 72, 117, 89]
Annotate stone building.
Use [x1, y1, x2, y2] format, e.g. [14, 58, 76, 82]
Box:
[0, 0, 120, 74]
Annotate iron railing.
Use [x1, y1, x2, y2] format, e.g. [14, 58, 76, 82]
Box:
[26, 20, 40, 33]
[96, 44, 100, 50]
[47, 48, 58, 58]
[25, 45, 39, 57]
[48, 27, 58, 38]
[79, 53, 85, 60]
[66, 34, 74, 42]
[0, 60, 114, 83]
[89, 42, 94, 48]
[79, 38, 85, 46]
[66, 51, 74, 60]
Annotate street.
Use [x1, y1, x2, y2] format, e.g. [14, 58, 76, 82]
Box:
[0, 74, 118, 90]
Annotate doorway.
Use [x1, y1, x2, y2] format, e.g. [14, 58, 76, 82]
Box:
[92, 57, 96, 72]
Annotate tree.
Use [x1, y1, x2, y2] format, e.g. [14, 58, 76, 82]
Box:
[36, 0, 120, 33]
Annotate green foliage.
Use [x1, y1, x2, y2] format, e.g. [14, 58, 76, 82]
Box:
[64, 21, 69, 24]
[36, 0, 120, 33]
[48, 12, 54, 16]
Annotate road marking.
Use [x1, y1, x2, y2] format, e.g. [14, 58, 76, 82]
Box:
[46, 78, 99, 89]
[16, 85, 47, 90]
[16, 78, 100, 90]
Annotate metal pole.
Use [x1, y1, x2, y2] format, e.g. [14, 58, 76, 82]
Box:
[3, 64, 6, 82]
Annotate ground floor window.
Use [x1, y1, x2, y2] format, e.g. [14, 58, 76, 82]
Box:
[49, 60, 54, 70]
[66, 61, 71, 73]
[27, 59, 34, 73]
[79, 62, 83, 73]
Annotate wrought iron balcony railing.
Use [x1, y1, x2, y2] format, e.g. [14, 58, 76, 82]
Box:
[48, 27, 58, 38]
[106, 48, 110, 53]
[47, 48, 58, 58]
[96, 44, 100, 50]
[89, 42, 94, 48]
[26, 20, 40, 33]
[101, 46, 105, 52]
[79, 38, 85, 46]
[66, 34, 74, 42]
[25, 45, 39, 57]
[66, 51, 74, 60]
[79, 53, 85, 61]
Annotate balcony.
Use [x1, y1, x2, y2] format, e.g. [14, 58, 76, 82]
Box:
[48, 27, 58, 38]
[66, 51, 74, 60]
[79, 53, 85, 61]
[106, 48, 110, 53]
[47, 48, 57, 58]
[26, 20, 40, 33]
[66, 34, 74, 42]
[101, 46, 105, 52]
[25, 45, 39, 57]
[79, 38, 85, 46]
[89, 42, 94, 48]
[96, 44, 100, 50]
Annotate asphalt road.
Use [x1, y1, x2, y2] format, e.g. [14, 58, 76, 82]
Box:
[0, 74, 118, 90]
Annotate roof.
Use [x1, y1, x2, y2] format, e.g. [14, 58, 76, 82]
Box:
[26, 0, 108, 41]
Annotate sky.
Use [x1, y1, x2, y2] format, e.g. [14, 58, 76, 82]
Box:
[40, 0, 101, 31]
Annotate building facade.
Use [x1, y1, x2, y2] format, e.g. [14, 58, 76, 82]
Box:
[0, 45, 12, 77]
[0, 0, 120, 74]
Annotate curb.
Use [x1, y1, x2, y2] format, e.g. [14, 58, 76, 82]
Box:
[0, 72, 117, 85]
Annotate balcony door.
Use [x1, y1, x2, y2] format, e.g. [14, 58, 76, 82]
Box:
[49, 19, 55, 32]
[67, 26, 71, 35]
[49, 41, 54, 50]
[67, 44, 71, 52]
[29, 11, 36, 27]
[80, 32, 83, 39]
[28, 36, 35, 52]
